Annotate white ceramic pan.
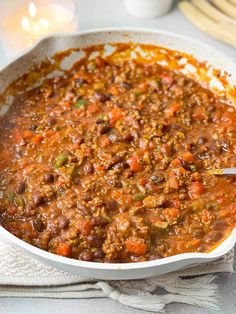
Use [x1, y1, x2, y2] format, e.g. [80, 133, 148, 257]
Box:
[0, 28, 236, 280]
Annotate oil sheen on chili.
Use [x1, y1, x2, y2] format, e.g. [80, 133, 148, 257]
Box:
[0, 44, 236, 263]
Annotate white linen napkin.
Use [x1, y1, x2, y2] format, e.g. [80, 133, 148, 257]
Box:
[0, 241, 234, 312]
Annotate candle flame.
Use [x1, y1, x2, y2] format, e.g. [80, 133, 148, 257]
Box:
[33, 23, 40, 34]
[21, 16, 30, 32]
[39, 18, 50, 29]
[29, 2, 37, 18]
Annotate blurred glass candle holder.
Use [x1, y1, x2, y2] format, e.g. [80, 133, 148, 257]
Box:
[0, 0, 78, 59]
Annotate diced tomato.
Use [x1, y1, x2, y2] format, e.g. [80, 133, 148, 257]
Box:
[133, 200, 142, 207]
[22, 130, 35, 140]
[186, 239, 201, 249]
[189, 181, 204, 199]
[125, 237, 148, 256]
[192, 107, 206, 120]
[165, 102, 181, 118]
[127, 155, 142, 172]
[95, 57, 106, 68]
[148, 216, 168, 229]
[55, 179, 65, 188]
[138, 82, 149, 93]
[216, 197, 225, 205]
[162, 207, 180, 223]
[73, 72, 92, 83]
[21, 221, 33, 232]
[62, 101, 71, 110]
[136, 102, 145, 110]
[94, 164, 105, 172]
[7, 206, 17, 216]
[221, 111, 235, 131]
[154, 152, 164, 162]
[33, 134, 43, 144]
[160, 73, 173, 85]
[109, 107, 124, 125]
[169, 170, 177, 178]
[111, 190, 123, 200]
[180, 151, 194, 163]
[100, 135, 111, 147]
[167, 177, 179, 190]
[200, 209, 214, 225]
[170, 199, 181, 209]
[170, 158, 181, 168]
[77, 220, 92, 236]
[108, 85, 119, 96]
[0, 150, 10, 163]
[160, 144, 172, 157]
[55, 243, 71, 257]
[139, 178, 147, 186]
[87, 102, 101, 115]
[174, 167, 187, 176]
[12, 128, 25, 145]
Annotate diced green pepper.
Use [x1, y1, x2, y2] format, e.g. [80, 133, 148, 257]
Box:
[190, 165, 197, 172]
[67, 165, 76, 176]
[6, 191, 15, 203]
[15, 195, 25, 208]
[134, 90, 142, 97]
[96, 113, 108, 121]
[54, 125, 62, 131]
[75, 98, 87, 109]
[55, 154, 68, 168]
[87, 62, 96, 71]
[133, 194, 146, 201]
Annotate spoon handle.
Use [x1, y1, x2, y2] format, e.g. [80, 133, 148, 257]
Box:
[207, 168, 236, 175]
[222, 168, 236, 175]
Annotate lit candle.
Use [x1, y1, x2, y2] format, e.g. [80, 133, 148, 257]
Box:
[0, 0, 78, 59]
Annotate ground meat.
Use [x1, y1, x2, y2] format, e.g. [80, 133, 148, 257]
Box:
[0, 43, 235, 263]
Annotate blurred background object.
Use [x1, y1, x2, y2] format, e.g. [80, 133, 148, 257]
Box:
[0, 0, 236, 313]
[179, 0, 236, 48]
[0, 0, 235, 68]
[0, 0, 78, 59]
[124, 0, 173, 18]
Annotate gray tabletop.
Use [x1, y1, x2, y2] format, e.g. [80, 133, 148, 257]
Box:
[0, 0, 235, 313]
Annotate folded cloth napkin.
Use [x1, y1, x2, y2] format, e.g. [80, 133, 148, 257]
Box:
[0, 241, 234, 312]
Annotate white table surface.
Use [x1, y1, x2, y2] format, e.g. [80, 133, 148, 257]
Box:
[0, 0, 236, 313]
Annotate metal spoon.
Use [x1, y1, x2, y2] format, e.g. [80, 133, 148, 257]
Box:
[206, 168, 236, 175]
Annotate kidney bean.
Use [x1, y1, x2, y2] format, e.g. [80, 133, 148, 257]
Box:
[94, 92, 111, 102]
[84, 163, 94, 174]
[15, 182, 26, 194]
[96, 118, 106, 124]
[44, 173, 54, 184]
[108, 132, 119, 142]
[75, 77, 87, 87]
[198, 137, 207, 145]
[87, 234, 102, 247]
[79, 249, 93, 261]
[58, 215, 69, 229]
[93, 248, 105, 259]
[121, 82, 132, 90]
[77, 204, 90, 216]
[99, 125, 112, 135]
[33, 217, 45, 232]
[205, 231, 222, 244]
[91, 216, 108, 227]
[81, 193, 92, 202]
[25, 204, 36, 217]
[30, 124, 38, 131]
[48, 117, 57, 125]
[105, 200, 118, 212]
[192, 229, 204, 238]
[32, 193, 44, 206]
[123, 133, 133, 143]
